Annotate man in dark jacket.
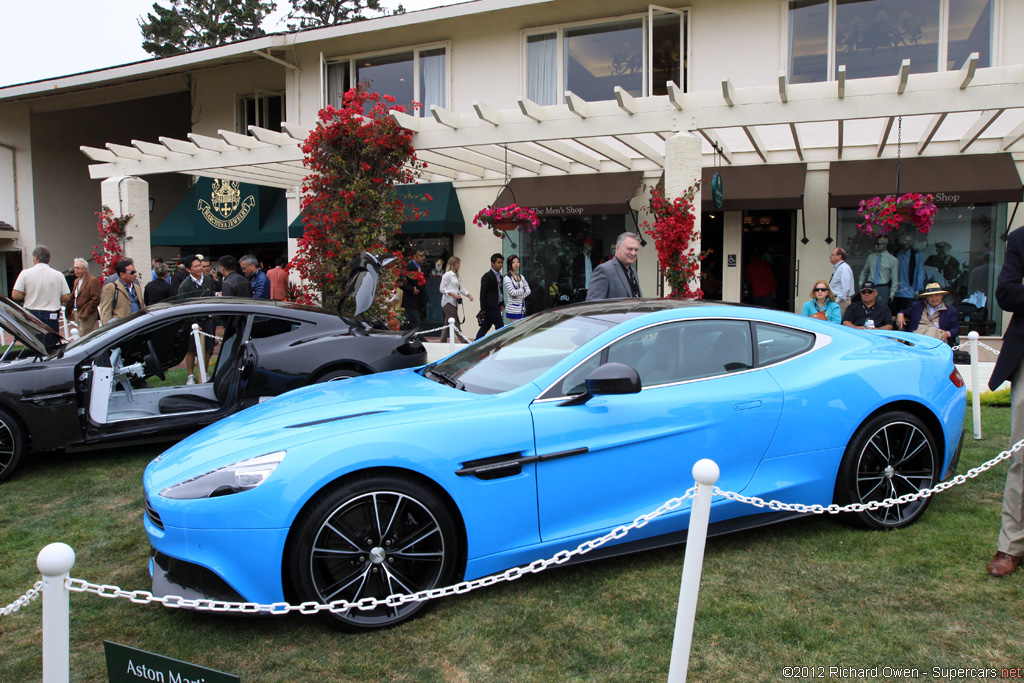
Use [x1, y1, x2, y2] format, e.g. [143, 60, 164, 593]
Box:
[144, 262, 175, 306]
[218, 255, 253, 298]
[475, 253, 505, 340]
[986, 225, 1024, 577]
[241, 255, 271, 299]
[177, 254, 215, 384]
[894, 282, 959, 344]
[401, 250, 428, 329]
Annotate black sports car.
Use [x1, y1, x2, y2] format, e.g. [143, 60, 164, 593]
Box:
[0, 260, 426, 483]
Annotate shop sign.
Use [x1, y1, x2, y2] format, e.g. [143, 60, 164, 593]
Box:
[104, 641, 239, 683]
[533, 206, 587, 217]
[930, 193, 960, 204]
[197, 179, 256, 231]
[711, 172, 724, 209]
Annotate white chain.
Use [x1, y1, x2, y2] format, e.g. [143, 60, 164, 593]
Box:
[60, 488, 696, 616]
[0, 580, 42, 619]
[716, 438, 1023, 514]
[411, 324, 473, 343]
[196, 329, 223, 342]
[977, 341, 1000, 356]
[8, 438, 1022, 619]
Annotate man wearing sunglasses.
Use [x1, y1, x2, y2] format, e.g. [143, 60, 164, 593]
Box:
[99, 259, 147, 325]
[841, 281, 893, 330]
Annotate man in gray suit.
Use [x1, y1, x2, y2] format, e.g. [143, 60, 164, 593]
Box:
[586, 232, 642, 301]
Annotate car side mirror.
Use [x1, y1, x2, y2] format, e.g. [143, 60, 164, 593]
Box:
[559, 362, 642, 406]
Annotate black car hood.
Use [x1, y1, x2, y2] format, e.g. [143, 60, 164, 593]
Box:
[0, 295, 54, 356]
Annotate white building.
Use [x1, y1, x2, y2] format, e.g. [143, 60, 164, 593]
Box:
[0, 0, 1021, 333]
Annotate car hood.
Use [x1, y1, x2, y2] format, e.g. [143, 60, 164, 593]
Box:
[0, 295, 55, 356]
[146, 368, 481, 488]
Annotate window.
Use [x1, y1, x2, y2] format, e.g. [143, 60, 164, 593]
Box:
[552, 319, 753, 397]
[238, 93, 283, 133]
[836, 203, 1007, 333]
[787, 0, 992, 83]
[325, 45, 448, 115]
[524, 7, 686, 104]
[250, 316, 307, 340]
[753, 323, 814, 366]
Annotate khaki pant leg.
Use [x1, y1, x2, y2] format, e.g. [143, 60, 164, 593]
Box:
[998, 361, 1024, 556]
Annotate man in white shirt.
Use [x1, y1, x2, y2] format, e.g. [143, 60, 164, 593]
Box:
[12, 244, 71, 346]
[829, 247, 855, 315]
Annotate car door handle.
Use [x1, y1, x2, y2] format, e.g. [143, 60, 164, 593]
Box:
[734, 400, 762, 411]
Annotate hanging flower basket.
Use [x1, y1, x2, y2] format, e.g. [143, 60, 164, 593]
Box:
[857, 193, 937, 236]
[473, 203, 541, 238]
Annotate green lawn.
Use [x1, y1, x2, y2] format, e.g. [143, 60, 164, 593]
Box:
[0, 408, 1021, 682]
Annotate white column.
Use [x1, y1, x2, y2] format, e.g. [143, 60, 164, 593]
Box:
[100, 176, 151, 284]
[663, 132, 703, 295]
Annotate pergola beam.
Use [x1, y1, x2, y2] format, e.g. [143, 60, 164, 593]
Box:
[916, 113, 947, 155]
[1002, 119, 1024, 150]
[960, 52, 979, 89]
[876, 116, 895, 157]
[960, 109, 1003, 152]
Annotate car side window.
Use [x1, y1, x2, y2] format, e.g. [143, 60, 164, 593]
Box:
[549, 319, 753, 397]
[754, 322, 815, 366]
[250, 316, 306, 340]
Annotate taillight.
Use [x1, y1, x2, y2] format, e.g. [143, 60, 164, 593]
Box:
[950, 368, 965, 388]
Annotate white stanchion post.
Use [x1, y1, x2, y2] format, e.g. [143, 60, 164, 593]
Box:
[191, 323, 208, 383]
[667, 459, 720, 683]
[969, 331, 981, 440]
[37, 543, 75, 683]
[448, 317, 455, 354]
[60, 309, 69, 341]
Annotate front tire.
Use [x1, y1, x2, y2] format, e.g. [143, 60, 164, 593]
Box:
[836, 410, 938, 529]
[288, 474, 459, 631]
[315, 368, 364, 383]
[0, 408, 27, 484]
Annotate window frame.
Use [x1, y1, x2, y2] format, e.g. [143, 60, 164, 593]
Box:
[785, 0, 997, 83]
[521, 5, 688, 104]
[323, 41, 451, 116]
[236, 91, 285, 134]
[536, 316, 832, 402]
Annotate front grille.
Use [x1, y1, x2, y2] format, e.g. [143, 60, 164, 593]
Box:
[144, 491, 163, 530]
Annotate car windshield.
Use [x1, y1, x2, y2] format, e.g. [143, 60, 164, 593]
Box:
[429, 309, 621, 394]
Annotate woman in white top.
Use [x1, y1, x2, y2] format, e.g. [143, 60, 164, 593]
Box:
[503, 254, 531, 321]
[439, 256, 473, 343]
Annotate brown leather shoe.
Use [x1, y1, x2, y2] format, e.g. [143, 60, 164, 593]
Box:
[987, 551, 1023, 577]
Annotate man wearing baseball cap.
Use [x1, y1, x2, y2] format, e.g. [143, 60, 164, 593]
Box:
[841, 281, 893, 330]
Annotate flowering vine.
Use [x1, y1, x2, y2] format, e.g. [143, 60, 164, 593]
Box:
[473, 203, 540, 238]
[645, 182, 708, 299]
[292, 83, 427, 317]
[857, 192, 937, 236]
[93, 206, 132, 278]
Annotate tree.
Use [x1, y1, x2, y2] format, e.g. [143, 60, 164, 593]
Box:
[291, 84, 425, 320]
[285, 0, 398, 30]
[139, 0, 275, 58]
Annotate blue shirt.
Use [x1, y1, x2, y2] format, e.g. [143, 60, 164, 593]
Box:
[801, 299, 841, 323]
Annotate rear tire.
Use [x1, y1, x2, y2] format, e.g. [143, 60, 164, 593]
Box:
[836, 410, 938, 529]
[288, 474, 460, 631]
[315, 368, 364, 383]
[0, 408, 27, 484]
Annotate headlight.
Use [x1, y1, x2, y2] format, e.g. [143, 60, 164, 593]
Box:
[159, 451, 286, 500]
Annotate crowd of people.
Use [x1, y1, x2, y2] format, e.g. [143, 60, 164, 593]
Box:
[815, 246, 960, 343]
[405, 232, 644, 342]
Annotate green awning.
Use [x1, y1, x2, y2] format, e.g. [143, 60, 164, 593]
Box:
[152, 178, 287, 246]
[288, 182, 464, 238]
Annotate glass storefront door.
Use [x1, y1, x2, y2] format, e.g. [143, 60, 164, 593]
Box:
[740, 210, 796, 311]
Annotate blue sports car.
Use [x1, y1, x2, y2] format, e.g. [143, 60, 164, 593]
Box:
[143, 299, 966, 630]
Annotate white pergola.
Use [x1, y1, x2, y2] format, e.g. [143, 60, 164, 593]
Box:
[82, 57, 1024, 189]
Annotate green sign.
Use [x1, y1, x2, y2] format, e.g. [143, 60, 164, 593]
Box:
[104, 641, 239, 683]
[711, 172, 724, 209]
